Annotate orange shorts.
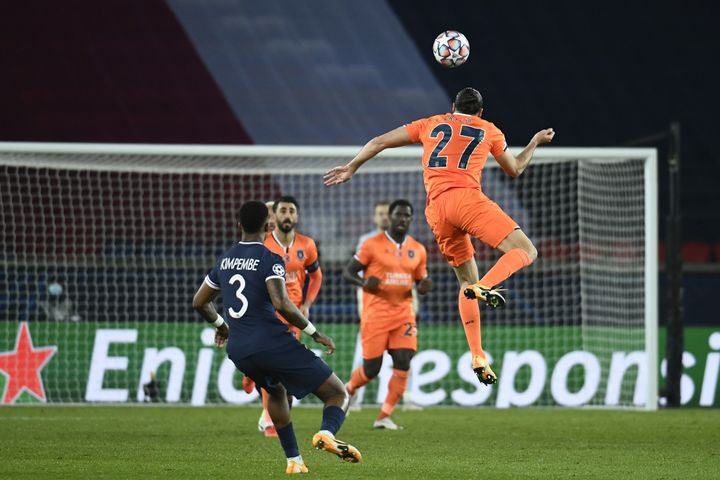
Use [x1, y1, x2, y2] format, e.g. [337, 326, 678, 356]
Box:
[425, 188, 518, 267]
[360, 319, 417, 359]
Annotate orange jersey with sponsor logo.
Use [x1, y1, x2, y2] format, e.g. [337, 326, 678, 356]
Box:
[264, 231, 320, 306]
[405, 113, 507, 201]
[355, 232, 427, 324]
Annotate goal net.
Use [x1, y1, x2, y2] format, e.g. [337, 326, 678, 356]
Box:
[0, 143, 657, 409]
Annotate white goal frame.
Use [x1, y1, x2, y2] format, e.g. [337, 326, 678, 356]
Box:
[0, 142, 658, 410]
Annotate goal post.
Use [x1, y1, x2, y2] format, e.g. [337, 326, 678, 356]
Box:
[0, 142, 657, 409]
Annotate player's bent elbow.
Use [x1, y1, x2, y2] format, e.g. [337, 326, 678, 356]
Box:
[527, 244, 538, 263]
[501, 164, 520, 178]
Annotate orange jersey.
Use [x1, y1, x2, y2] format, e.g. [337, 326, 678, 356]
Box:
[405, 113, 507, 201]
[355, 232, 427, 324]
[264, 231, 319, 306]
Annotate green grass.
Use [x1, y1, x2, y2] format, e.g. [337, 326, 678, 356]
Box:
[1, 406, 718, 479]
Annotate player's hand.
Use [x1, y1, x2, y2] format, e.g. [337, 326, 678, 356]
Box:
[363, 276, 381, 293]
[416, 277, 433, 295]
[312, 331, 336, 355]
[323, 164, 354, 186]
[533, 128, 555, 145]
[215, 322, 229, 348]
[300, 303, 311, 320]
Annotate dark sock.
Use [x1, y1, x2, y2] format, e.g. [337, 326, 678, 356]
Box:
[276, 423, 300, 458]
[320, 405, 346, 435]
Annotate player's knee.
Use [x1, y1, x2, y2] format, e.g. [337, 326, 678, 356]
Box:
[266, 384, 286, 399]
[363, 362, 381, 379]
[327, 383, 347, 404]
[393, 361, 411, 371]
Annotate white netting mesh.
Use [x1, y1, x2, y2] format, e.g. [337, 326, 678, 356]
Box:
[0, 145, 656, 408]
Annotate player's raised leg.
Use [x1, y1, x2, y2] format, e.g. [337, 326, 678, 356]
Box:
[312, 374, 362, 463]
[465, 229, 537, 303]
[263, 383, 308, 474]
[451, 258, 497, 385]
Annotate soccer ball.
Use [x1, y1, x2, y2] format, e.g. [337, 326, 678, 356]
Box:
[433, 30, 470, 68]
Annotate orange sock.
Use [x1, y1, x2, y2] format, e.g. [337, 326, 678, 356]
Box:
[458, 290, 484, 358]
[347, 366, 371, 395]
[479, 248, 532, 288]
[379, 369, 409, 419]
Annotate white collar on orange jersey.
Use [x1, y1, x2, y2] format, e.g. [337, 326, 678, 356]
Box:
[272, 230, 295, 253]
[452, 112, 472, 116]
[384, 231, 407, 249]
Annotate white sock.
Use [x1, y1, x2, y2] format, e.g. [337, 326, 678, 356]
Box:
[287, 455, 304, 464]
[318, 429, 334, 438]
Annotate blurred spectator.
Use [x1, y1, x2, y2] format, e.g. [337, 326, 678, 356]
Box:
[143, 372, 160, 402]
[37, 281, 81, 322]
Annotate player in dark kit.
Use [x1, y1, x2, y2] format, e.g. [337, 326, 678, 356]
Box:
[192, 201, 362, 474]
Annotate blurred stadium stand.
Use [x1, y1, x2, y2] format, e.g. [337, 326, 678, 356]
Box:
[167, 0, 449, 144]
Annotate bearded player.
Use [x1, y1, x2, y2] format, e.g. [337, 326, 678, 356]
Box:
[250, 195, 323, 436]
[324, 87, 554, 385]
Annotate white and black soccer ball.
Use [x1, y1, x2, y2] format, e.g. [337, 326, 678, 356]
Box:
[433, 30, 470, 68]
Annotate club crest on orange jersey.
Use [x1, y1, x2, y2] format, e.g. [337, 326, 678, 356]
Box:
[297, 250, 304, 260]
[408, 250, 415, 258]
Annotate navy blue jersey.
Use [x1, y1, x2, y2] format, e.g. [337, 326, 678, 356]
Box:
[205, 241, 297, 357]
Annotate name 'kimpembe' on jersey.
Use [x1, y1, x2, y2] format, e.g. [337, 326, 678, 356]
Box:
[204, 240, 298, 356]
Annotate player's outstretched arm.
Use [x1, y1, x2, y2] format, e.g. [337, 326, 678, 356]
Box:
[192, 282, 229, 347]
[323, 126, 413, 186]
[494, 128, 555, 177]
[266, 277, 336, 354]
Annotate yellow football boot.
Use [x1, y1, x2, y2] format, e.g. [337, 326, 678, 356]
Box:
[472, 355, 498, 385]
[463, 283, 507, 308]
[285, 460, 308, 474]
[312, 431, 362, 463]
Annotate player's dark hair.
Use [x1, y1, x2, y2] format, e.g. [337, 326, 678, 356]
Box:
[239, 201, 269, 233]
[374, 200, 390, 209]
[273, 195, 299, 212]
[454, 87, 483, 115]
[389, 199, 413, 216]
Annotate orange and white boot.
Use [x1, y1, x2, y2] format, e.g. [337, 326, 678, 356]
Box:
[312, 431, 362, 463]
[472, 355, 497, 385]
[463, 284, 507, 308]
[285, 459, 308, 474]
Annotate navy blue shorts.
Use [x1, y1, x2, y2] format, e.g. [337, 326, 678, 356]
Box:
[228, 341, 333, 399]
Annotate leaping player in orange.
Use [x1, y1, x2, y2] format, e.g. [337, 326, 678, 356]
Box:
[242, 196, 323, 436]
[324, 87, 555, 385]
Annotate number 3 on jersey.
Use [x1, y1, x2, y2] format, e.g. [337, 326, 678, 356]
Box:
[228, 274, 248, 318]
[428, 124, 485, 169]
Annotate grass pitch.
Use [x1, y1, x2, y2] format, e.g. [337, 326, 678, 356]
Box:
[1, 406, 718, 479]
